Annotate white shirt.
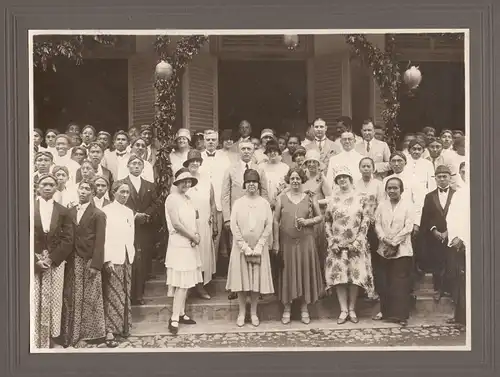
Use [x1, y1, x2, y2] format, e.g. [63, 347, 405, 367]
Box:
[325, 149, 364, 188]
[438, 186, 450, 209]
[129, 174, 142, 193]
[53, 153, 80, 185]
[53, 187, 78, 208]
[38, 197, 54, 233]
[200, 149, 231, 211]
[405, 157, 436, 194]
[117, 158, 154, 182]
[76, 201, 91, 224]
[94, 196, 106, 209]
[383, 171, 423, 225]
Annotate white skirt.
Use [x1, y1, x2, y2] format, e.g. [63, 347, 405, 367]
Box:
[164, 237, 203, 295]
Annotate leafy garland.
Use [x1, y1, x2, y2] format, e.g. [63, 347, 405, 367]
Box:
[345, 32, 464, 149]
[33, 35, 117, 71]
[152, 35, 208, 203]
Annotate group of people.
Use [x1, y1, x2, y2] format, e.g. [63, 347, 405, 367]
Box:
[32, 116, 469, 348]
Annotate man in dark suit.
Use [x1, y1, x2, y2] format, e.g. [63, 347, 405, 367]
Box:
[420, 165, 456, 302]
[122, 154, 159, 305]
[139, 124, 158, 167]
[61, 178, 107, 348]
[33, 174, 74, 349]
[76, 142, 114, 188]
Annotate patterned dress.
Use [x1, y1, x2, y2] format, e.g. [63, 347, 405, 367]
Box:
[324, 190, 375, 297]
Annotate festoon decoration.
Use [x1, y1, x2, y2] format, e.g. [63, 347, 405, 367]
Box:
[151, 35, 208, 205]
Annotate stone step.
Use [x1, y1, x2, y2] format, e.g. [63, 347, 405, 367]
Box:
[130, 314, 454, 337]
[132, 292, 453, 324]
[145, 274, 437, 299]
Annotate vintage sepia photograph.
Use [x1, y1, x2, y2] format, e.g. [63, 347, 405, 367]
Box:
[30, 30, 470, 352]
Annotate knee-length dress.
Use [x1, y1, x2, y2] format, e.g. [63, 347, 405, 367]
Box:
[277, 193, 324, 304]
[324, 191, 375, 297]
[187, 173, 216, 285]
[226, 195, 274, 294]
[164, 192, 203, 294]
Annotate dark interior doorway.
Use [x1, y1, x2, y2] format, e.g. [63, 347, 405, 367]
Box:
[218, 60, 308, 137]
[34, 59, 129, 134]
[397, 61, 465, 135]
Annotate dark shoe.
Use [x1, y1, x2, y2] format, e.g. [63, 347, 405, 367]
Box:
[105, 339, 119, 348]
[433, 291, 441, 302]
[228, 292, 238, 300]
[399, 320, 408, 327]
[445, 318, 457, 324]
[196, 286, 211, 300]
[179, 314, 196, 325]
[372, 312, 384, 321]
[168, 319, 179, 335]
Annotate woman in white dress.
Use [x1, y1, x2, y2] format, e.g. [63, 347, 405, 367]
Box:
[226, 169, 274, 327]
[164, 168, 203, 335]
[169, 128, 191, 177]
[183, 149, 217, 299]
[259, 140, 290, 210]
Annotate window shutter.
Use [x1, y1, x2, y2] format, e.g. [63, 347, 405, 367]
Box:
[129, 53, 156, 128]
[184, 55, 218, 132]
[373, 81, 385, 127]
[311, 54, 343, 126]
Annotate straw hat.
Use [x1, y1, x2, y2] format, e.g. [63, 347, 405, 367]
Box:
[173, 167, 198, 187]
[183, 149, 203, 167]
[302, 149, 324, 170]
[333, 167, 353, 182]
[175, 128, 191, 142]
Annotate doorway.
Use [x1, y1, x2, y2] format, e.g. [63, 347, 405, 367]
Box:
[218, 60, 308, 137]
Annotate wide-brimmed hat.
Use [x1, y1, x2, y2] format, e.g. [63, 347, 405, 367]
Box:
[183, 149, 203, 167]
[173, 167, 198, 187]
[334, 167, 353, 182]
[175, 128, 191, 142]
[292, 146, 307, 161]
[243, 169, 260, 188]
[302, 150, 324, 169]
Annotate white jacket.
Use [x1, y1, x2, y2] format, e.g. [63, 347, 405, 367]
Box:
[102, 201, 136, 264]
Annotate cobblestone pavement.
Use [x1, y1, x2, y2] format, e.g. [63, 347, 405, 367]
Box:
[79, 325, 466, 349]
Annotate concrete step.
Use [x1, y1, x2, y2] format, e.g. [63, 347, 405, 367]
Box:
[129, 315, 454, 336]
[133, 292, 453, 324]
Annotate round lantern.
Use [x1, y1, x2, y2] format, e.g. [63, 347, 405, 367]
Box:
[283, 34, 299, 50]
[403, 66, 422, 90]
[155, 60, 173, 80]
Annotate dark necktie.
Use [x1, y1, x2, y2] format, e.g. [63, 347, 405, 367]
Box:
[366, 141, 371, 153]
[245, 163, 249, 170]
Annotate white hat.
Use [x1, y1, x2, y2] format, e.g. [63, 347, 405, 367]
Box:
[333, 167, 353, 182]
[302, 150, 324, 170]
[175, 128, 191, 142]
[173, 168, 198, 187]
[260, 128, 275, 140]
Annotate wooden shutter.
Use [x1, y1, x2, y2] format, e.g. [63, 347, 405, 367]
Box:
[373, 81, 385, 126]
[184, 55, 218, 132]
[309, 54, 343, 126]
[129, 53, 156, 128]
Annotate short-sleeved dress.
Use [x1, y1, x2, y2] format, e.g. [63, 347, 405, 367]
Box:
[164, 191, 203, 295]
[324, 191, 375, 297]
[277, 193, 324, 305]
[225, 195, 275, 294]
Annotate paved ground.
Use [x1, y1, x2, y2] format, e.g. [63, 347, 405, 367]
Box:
[78, 324, 466, 349]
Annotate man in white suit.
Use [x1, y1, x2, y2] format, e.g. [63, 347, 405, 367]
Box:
[102, 130, 131, 180]
[355, 120, 391, 180]
[305, 118, 342, 168]
[325, 131, 364, 188]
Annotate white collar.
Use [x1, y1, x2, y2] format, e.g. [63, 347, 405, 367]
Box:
[95, 195, 105, 204]
[204, 149, 218, 156]
[240, 159, 251, 169]
[38, 197, 54, 205]
[129, 174, 142, 182]
[315, 137, 327, 142]
[77, 201, 91, 211]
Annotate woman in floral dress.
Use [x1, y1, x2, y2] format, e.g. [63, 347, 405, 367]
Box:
[324, 167, 375, 324]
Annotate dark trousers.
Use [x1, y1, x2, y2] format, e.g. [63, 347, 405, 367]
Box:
[367, 224, 381, 294]
[374, 254, 413, 321]
[131, 243, 151, 302]
[450, 245, 466, 325]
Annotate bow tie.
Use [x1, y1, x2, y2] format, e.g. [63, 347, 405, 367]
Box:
[438, 187, 449, 193]
[116, 152, 127, 157]
[206, 152, 216, 157]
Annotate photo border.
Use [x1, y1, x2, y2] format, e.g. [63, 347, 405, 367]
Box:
[1, 0, 496, 375]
